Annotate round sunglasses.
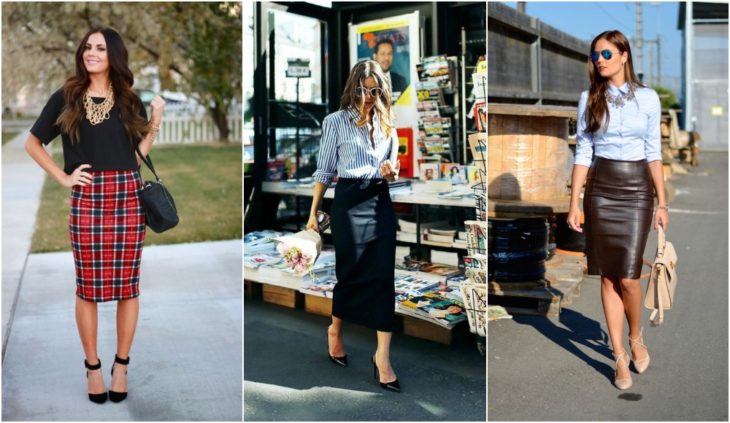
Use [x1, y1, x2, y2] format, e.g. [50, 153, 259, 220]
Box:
[356, 86, 383, 97]
[590, 49, 621, 62]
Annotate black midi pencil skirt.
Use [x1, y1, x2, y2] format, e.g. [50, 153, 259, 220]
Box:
[330, 178, 397, 332]
[583, 157, 654, 279]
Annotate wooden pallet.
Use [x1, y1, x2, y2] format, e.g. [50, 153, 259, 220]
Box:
[488, 283, 561, 317]
[488, 253, 587, 318]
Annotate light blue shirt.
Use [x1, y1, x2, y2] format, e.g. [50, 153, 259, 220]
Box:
[312, 106, 399, 185]
[575, 82, 662, 167]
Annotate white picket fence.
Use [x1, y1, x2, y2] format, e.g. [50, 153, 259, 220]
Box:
[156, 114, 242, 144]
[2, 114, 242, 144]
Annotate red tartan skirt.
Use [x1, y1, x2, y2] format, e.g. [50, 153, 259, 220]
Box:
[69, 170, 146, 302]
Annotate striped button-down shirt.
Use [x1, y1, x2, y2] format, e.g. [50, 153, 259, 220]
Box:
[575, 83, 662, 167]
[312, 106, 399, 185]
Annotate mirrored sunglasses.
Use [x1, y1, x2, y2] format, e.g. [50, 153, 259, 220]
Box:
[590, 49, 619, 62]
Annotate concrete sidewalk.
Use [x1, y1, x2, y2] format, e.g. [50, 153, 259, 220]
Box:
[2, 129, 46, 353]
[2, 240, 243, 421]
[2, 132, 242, 420]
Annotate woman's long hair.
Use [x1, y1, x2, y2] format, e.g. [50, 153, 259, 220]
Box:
[56, 27, 148, 145]
[340, 60, 394, 138]
[585, 30, 644, 134]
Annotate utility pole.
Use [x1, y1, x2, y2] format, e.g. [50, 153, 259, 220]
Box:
[657, 36, 662, 85]
[648, 40, 654, 85]
[651, 2, 662, 86]
[635, 2, 644, 82]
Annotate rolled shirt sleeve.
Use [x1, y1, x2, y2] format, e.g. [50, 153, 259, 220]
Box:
[312, 115, 338, 185]
[643, 90, 663, 163]
[574, 91, 594, 167]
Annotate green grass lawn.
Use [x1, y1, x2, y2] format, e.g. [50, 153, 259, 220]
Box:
[2, 131, 19, 145]
[30, 143, 242, 253]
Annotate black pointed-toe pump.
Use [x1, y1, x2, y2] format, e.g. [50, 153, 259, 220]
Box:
[328, 353, 349, 367]
[371, 356, 401, 393]
[84, 359, 108, 404]
[109, 355, 130, 403]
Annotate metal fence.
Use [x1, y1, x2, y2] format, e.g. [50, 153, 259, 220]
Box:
[488, 2, 590, 106]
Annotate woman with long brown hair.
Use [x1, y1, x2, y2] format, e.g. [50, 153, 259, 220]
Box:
[25, 27, 165, 403]
[567, 30, 668, 390]
[308, 59, 402, 392]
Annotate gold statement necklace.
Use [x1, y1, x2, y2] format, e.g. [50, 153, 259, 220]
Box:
[83, 82, 114, 125]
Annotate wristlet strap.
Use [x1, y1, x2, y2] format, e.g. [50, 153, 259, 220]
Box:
[135, 144, 160, 181]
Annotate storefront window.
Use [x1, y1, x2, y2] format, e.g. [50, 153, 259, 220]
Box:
[268, 9, 326, 104]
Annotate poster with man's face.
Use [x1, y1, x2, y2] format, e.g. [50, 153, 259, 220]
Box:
[349, 13, 419, 106]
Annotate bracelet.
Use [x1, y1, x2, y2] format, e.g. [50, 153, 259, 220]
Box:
[148, 122, 161, 142]
[657, 205, 669, 210]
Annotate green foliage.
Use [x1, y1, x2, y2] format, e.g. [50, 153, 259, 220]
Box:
[651, 85, 680, 110]
[2, 2, 242, 141]
[2, 131, 19, 145]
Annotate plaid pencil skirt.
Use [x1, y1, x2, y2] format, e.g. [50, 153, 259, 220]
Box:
[69, 170, 146, 302]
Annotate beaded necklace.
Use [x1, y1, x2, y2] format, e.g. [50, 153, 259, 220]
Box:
[605, 85, 636, 108]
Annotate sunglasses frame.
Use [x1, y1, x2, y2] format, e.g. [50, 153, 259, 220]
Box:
[356, 86, 384, 97]
[590, 49, 620, 62]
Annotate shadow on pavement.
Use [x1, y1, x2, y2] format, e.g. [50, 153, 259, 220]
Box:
[512, 308, 614, 382]
[244, 299, 486, 421]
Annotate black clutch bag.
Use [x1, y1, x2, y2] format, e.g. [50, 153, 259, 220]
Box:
[135, 145, 179, 233]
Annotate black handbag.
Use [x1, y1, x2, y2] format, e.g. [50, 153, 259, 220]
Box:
[135, 145, 179, 233]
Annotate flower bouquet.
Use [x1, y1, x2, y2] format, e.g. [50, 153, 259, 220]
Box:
[274, 229, 323, 278]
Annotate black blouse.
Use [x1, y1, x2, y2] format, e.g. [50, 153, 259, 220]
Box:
[31, 88, 147, 174]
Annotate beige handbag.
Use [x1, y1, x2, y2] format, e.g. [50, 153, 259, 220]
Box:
[643, 226, 678, 326]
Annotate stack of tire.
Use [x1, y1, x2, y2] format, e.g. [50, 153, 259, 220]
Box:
[488, 218, 549, 282]
[555, 213, 586, 253]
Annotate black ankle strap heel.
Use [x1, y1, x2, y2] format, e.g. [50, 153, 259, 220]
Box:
[109, 355, 130, 403]
[84, 359, 108, 404]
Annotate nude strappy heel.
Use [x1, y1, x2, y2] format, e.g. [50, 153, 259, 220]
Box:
[629, 327, 650, 374]
[613, 351, 632, 390]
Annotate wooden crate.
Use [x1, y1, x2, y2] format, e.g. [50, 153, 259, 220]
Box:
[488, 112, 572, 201]
[304, 295, 332, 317]
[402, 316, 453, 345]
[262, 284, 301, 308]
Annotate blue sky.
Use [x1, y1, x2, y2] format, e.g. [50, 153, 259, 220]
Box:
[503, 2, 683, 92]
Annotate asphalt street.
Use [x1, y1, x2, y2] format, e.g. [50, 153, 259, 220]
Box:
[488, 151, 728, 421]
[243, 298, 487, 421]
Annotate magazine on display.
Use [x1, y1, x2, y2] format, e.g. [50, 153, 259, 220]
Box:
[397, 292, 467, 328]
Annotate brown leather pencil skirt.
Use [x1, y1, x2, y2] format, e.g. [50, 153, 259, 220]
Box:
[583, 157, 654, 279]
